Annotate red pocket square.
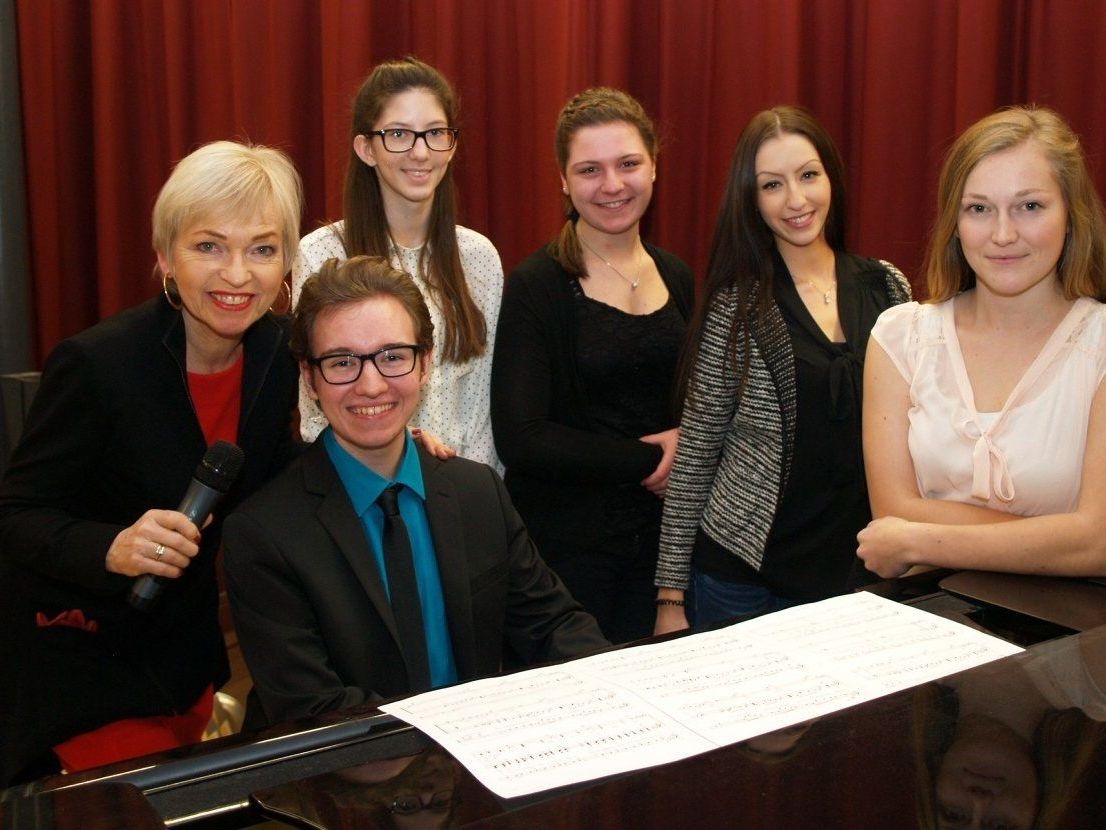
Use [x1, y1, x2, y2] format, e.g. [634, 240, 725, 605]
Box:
[35, 609, 99, 632]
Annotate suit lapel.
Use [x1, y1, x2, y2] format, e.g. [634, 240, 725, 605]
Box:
[301, 442, 402, 649]
[238, 314, 284, 437]
[418, 447, 477, 678]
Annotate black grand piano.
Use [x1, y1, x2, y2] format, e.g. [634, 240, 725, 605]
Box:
[4, 569, 1106, 829]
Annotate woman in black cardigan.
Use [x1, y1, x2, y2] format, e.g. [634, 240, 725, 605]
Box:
[0, 141, 302, 785]
[491, 89, 693, 643]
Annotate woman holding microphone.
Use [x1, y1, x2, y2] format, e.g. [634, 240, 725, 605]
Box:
[0, 141, 302, 784]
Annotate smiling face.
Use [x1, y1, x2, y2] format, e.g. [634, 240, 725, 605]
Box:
[957, 141, 1068, 300]
[157, 210, 285, 358]
[302, 296, 430, 478]
[354, 87, 456, 215]
[560, 121, 655, 238]
[754, 132, 832, 255]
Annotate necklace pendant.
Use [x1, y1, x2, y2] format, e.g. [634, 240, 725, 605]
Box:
[631, 280, 640, 290]
[823, 292, 832, 305]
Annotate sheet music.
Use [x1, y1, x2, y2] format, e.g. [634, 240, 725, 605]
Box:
[381, 591, 1023, 798]
[383, 665, 716, 795]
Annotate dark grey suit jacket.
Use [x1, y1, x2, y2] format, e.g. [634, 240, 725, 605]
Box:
[223, 440, 607, 727]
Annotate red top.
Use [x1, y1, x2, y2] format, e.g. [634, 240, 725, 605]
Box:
[188, 355, 243, 446]
[51, 357, 244, 772]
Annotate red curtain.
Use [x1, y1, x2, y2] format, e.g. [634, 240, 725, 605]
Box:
[15, 0, 1106, 361]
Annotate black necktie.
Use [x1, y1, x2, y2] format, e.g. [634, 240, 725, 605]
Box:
[377, 484, 431, 690]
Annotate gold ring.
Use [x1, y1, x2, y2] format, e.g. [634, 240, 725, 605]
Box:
[154, 543, 166, 562]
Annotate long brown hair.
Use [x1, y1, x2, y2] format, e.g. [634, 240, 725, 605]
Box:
[924, 105, 1106, 303]
[343, 56, 485, 362]
[678, 106, 847, 405]
[548, 87, 659, 276]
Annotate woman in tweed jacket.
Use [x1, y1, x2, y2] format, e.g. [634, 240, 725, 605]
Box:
[654, 106, 911, 633]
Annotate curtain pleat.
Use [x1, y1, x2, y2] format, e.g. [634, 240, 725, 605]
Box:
[15, 0, 1106, 360]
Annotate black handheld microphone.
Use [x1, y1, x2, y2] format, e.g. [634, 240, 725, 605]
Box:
[128, 440, 245, 612]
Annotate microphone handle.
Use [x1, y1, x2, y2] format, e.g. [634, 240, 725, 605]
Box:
[128, 479, 226, 612]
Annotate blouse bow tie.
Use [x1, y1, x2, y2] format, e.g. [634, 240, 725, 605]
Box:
[956, 416, 1015, 503]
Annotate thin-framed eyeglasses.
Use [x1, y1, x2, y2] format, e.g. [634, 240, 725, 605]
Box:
[307, 345, 422, 384]
[367, 127, 460, 153]
[390, 789, 454, 815]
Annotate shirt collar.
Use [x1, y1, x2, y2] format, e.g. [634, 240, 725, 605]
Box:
[323, 429, 426, 515]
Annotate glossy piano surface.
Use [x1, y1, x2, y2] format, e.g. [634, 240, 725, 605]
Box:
[0, 783, 162, 830]
[5, 573, 1106, 829]
[248, 625, 1106, 829]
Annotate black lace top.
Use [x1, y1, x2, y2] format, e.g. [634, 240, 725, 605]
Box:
[573, 283, 686, 530]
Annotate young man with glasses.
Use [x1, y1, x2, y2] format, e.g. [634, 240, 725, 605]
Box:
[223, 256, 606, 729]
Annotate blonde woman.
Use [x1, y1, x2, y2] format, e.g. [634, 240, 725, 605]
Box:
[860, 106, 1106, 577]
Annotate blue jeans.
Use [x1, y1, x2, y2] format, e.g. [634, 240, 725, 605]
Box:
[688, 567, 800, 627]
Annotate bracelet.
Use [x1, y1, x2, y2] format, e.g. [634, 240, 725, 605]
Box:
[655, 598, 686, 607]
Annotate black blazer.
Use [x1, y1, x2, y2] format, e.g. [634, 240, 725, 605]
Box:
[0, 297, 299, 785]
[223, 440, 608, 727]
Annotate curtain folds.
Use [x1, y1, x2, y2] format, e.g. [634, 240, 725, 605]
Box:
[15, 0, 1106, 360]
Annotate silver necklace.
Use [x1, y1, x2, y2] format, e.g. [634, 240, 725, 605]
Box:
[806, 277, 835, 305]
[580, 237, 640, 290]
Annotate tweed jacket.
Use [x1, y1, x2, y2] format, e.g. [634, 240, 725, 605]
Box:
[655, 254, 911, 590]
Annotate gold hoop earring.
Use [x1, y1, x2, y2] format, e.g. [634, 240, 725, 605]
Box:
[162, 274, 183, 311]
[269, 280, 292, 315]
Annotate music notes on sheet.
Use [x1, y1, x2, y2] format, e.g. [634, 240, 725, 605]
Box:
[382, 592, 1023, 798]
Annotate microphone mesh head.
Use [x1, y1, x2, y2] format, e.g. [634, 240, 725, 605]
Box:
[193, 441, 245, 492]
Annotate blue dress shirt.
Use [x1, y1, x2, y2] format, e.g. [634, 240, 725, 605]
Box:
[323, 429, 458, 688]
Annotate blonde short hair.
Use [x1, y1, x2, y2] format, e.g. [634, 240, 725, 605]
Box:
[152, 140, 303, 273]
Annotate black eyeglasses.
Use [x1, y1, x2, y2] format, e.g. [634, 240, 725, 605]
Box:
[308, 345, 421, 384]
[390, 789, 454, 815]
[367, 127, 459, 153]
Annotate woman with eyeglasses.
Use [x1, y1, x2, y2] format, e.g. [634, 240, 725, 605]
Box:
[293, 57, 503, 470]
[654, 106, 911, 635]
[491, 88, 694, 643]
